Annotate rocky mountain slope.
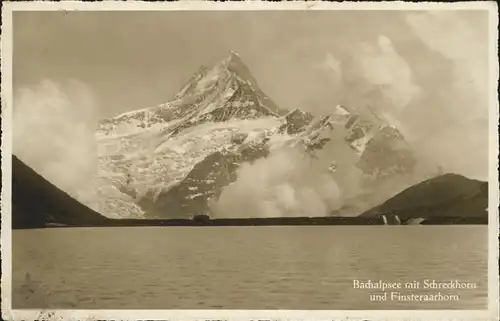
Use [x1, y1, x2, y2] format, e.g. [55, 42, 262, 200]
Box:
[90, 51, 430, 219]
[360, 174, 488, 223]
[12, 155, 109, 229]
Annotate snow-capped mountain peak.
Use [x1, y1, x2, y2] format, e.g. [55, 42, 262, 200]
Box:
[97, 51, 286, 141]
[87, 53, 426, 220]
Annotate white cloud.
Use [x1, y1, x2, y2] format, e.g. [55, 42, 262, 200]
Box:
[354, 35, 421, 110]
[212, 148, 342, 218]
[13, 79, 100, 202]
[404, 11, 489, 180]
[405, 11, 488, 117]
[319, 53, 343, 86]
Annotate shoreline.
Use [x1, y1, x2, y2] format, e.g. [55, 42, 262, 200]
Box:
[13, 216, 488, 230]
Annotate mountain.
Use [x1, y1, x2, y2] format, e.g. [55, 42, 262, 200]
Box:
[89, 52, 429, 219]
[96, 51, 286, 140]
[91, 52, 289, 218]
[12, 155, 109, 229]
[359, 173, 488, 223]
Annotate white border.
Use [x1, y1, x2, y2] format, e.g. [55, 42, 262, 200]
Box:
[1, 2, 498, 321]
[1, 0, 499, 11]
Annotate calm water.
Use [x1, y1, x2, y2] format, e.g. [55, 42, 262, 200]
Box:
[12, 226, 487, 309]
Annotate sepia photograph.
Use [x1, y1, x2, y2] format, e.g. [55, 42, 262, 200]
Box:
[1, 1, 499, 320]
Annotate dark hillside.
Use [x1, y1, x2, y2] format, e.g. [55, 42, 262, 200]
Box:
[360, 174, 488, 222]
[12, 155, 109, 229]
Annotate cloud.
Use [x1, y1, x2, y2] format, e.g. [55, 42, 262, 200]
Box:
[405, 11, 488, 112]
[212, 148, 343, 218]
[403, 11, 489, 179]
[316, 53, 343, 87]
[353, 35, 421, 111]
[13, 79, 100, 202]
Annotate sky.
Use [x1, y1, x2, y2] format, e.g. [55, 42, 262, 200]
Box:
[13, 10, 491, 182]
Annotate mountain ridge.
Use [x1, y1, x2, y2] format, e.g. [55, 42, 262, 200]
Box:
[360, 173, 488, 223]
[97, 51, 287, 140]
[11, 152, 486, 228]
[88, 52, 431, 219]
[12, 155, 109, 228]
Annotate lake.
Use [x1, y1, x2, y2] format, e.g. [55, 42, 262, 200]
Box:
[12, 226, 488, 309]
